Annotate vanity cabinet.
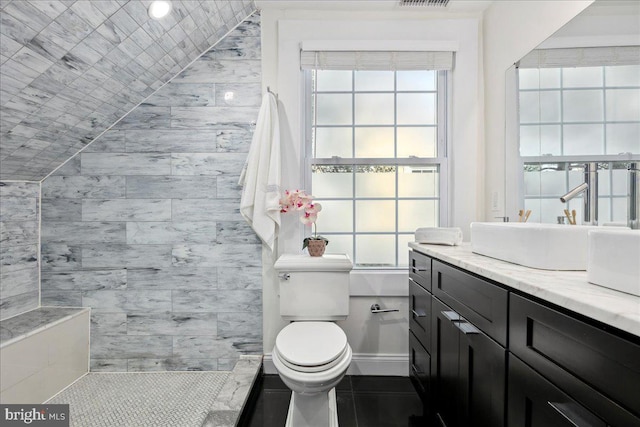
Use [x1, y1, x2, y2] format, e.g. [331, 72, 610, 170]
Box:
[408, 251, 432, 417]
[509, 294, 640, 427]
[431, 262, 507, 427]
[408, 248, 640, 427]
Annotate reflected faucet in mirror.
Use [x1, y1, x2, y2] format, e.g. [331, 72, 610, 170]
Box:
[559, 162, 598, 226]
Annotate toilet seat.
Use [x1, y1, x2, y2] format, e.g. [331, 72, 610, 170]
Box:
[275, 322, 348, 373]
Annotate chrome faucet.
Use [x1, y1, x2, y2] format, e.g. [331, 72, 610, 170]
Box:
[629, 163, 639, 229]
[560, 162, 598, 225]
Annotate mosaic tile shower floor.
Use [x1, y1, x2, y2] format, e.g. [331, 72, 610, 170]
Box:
[47, 372, 230, 427]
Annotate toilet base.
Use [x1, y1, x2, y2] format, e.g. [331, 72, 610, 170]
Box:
[285, 387, 339, 427]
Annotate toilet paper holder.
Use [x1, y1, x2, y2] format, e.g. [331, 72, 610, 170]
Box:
[370, 303, 399, 314]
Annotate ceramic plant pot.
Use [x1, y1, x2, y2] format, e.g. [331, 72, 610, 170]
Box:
[307, 239, 326, 257]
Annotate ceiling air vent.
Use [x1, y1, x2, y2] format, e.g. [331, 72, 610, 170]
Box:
[399, 0, 450, 6]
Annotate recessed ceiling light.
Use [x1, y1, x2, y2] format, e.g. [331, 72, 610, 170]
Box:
[148, 1, 172, 20]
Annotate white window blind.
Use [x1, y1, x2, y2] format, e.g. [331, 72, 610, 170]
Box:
[518, 46, 640, 69]
[300, 50, 454, 71]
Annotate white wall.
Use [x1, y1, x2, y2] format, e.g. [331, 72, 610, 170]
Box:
[259, 5, 483, 374]
[482, 1, 593, 221]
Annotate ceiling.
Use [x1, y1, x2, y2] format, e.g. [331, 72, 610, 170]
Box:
[0, 0, 255, 181]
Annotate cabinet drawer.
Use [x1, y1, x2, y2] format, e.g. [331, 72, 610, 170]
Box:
[508, 354, 640, 427]
[410, 330, 431, 405]
[410, 278, 431, 351]
[510, 294, 640, 419]
[410, 250, 431, 291]
[432, 260, 508, 346]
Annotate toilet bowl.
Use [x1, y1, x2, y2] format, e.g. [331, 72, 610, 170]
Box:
[273, 254, 353, 427]
[272, 322, 352, 427]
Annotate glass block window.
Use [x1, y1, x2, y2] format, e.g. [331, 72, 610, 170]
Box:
[518, 63, 640, 224]
[306, 70, 448, 268]
[519, 65, 640, 157]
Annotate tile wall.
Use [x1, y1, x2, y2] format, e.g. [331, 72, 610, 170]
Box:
[40, 13, 262, 372]
[0, 181, 40, 320]
[1, 0, 255, 181]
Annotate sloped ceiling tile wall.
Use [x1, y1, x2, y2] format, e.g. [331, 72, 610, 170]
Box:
[0, 0, 255, 181]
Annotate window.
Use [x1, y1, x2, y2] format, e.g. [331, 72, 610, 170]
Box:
[517, 47, 640, 224]
[304, 61, 449, 269]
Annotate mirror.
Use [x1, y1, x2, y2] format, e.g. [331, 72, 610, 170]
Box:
[505, 1, 640, 225]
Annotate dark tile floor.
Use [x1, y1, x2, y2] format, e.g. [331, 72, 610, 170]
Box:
[243, 375, 426, 427]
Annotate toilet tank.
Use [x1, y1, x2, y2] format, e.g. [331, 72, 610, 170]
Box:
[274, 254, 353, 321]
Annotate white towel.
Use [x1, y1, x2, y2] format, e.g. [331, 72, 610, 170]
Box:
[239, 92, 281, 252]
[415, 227, 463, 246]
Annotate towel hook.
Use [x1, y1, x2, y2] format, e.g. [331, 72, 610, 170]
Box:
[267, 86, 278, 100]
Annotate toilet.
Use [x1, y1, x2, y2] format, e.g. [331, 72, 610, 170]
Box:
[273, 254, 353, 427]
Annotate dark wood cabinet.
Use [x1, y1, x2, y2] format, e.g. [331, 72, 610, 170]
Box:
[432, 296, 506, 427]
[409, 249, 640, 427]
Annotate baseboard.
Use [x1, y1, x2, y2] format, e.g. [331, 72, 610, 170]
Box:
[263, 353, 409, 376]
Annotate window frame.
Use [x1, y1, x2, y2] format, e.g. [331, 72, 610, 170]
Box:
[302, 69, 450, 269]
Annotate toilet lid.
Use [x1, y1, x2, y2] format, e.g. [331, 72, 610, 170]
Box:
[275, 322, 348, 368]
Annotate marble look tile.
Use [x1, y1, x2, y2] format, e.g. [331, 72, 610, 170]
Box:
[83, 289, 172, 313]
[216, 221, 259, 244]
[90, 359, 128, 372]
[201, 410, 238, 427]
[172, 243, 261, 268]
[171, 153, 246, 176]
[114, 106, 171, 129]
[170, 106, 259, 129]
[211, 36, 261, 60]
[41, 198, 82, 221]
[0, 243, 38, 273]
[172, 336, 239, 359]
[216, 175, 243, 199]
[42, 269, 127, 291]
[127, 267, 218, 290]
[80, 153, 171, 175]
[81, 244, 172, 269]
[42, 221, 125, 244]
[218, 312, 262, 340]
[175, 59, 261, 84]
[217, 358, 240, 371]
[171, 290, 262, 313]
[90, 335, 173, 359]
[82, 199, 171, 221]
[83, 131, 125, 153]
[41, 243, 81, 271]
[0, 266, 39, 299]
[217, 267, 261, 290]
[0, 307, 86, 345]
[210, 356, 261, 411]
[127, 312, 217, 336]
[0, 291, 39, 321]
[0, 181, 40, 200]
[50, 156, 81, 176]
[126, 357, 218, 372]
[0, 221, 38, 246]
[0, 198, 37, 221]
[214, 83, 261, 107]
[145, 83, 215, 107]
[42, 176, 125, 198]
[91, 313, 127, 335]
[126, 176, 217, 199]
[40, 290, 82, 307]
[127, 222, 217, 245]
[171, 199, 241, 222]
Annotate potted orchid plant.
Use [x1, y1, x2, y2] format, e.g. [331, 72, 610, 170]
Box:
[280, 189, 329, 256]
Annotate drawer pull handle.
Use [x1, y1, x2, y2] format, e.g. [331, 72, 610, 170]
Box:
[412, 268, 429, 272]
[455, 321, 480, 335]
[412, 309, 427, 318]
[441, 310, 460, 322]
[547, 401, 605, 427]
[411, 364, 424, 376]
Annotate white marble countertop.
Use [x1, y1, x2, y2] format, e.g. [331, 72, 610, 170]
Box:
[409, 242, 640, 338]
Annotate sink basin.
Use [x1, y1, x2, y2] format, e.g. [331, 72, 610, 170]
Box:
[588, 229, 640, 296]
[470, 222, 599, 270]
